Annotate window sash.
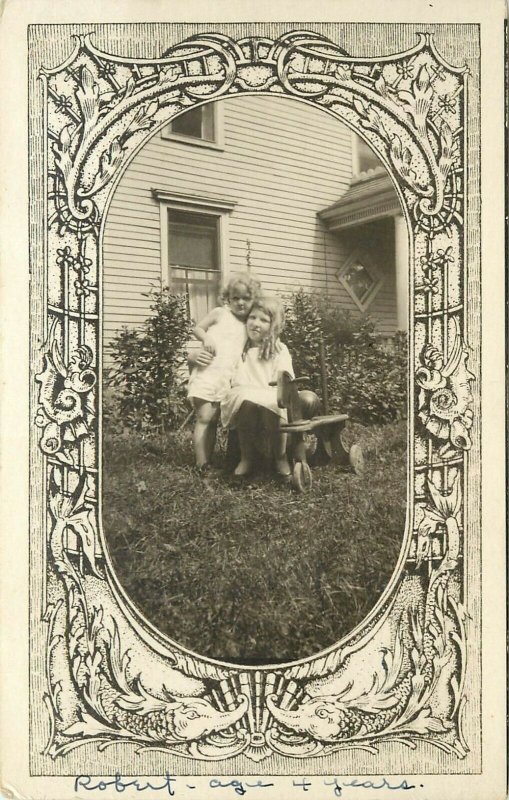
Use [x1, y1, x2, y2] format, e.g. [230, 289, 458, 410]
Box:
[167, 209, 219, 271]
[167, 208, 222, 321]
[170, 104, 216, 142]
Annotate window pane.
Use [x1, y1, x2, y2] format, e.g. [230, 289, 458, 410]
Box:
[172, 267, 220, 322]
[171, 107, 203, 138]
[201, 104, 215, 141]
[168, 210, 218, 270]
[343, 262, 376, 304]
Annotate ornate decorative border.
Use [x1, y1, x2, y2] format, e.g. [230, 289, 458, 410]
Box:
[33, 29, 475, 767]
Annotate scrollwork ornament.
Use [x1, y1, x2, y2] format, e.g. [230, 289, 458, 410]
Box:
[35, 27, 474, 767]
[35, 320, 96, 465]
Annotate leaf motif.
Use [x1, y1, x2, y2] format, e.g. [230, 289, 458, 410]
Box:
[59, 124, 72, 152]
[397, 89, 414, 108]
[107, 620, 132, 696]
[414, 503, 443, 568]
[89, 607, 104, 641]
[51, 339, 67, 378]
[427, 476, 453, 518]
[130, 99, 160, 133]
[145, 100, 159, 119]
[49, 466, 62, 495]
[75, 66, 100, 129]
[67, 509, 100, 576]
[366, 107, 383, 133]
[416, 65, 431, 93]
[158, 65, 181, 85]
[69, 471, 88, 514]
[55, 449, 75, 466]
[353, 97, 368, 118]
[438, 119, 455, 179]
[123, 76, 136, 99]
[52, 125, 75, 179]
[403, 707, 452, 734]
[409, 610, 423, 649]
[440, 118, 454, 154]
[383, 632, 405, 692]
[374, 75, 388, 98]
[419, 505, 444, 535]
[79, 136, 124, 198]
[63, 712, 115, 738]
[392, 134, 403, 161]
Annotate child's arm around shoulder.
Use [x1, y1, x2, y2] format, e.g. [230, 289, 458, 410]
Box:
[192, 306, 222, 354]
[275, 341, 295, 379]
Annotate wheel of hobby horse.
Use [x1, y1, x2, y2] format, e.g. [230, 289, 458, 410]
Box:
[292, 461, 313, 493]
[349, 443, 365, 475]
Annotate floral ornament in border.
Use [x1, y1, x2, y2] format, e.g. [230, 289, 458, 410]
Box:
[36, 30, 474, 763]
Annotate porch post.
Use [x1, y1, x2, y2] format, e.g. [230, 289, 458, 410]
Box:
[394, 214, 409, 331]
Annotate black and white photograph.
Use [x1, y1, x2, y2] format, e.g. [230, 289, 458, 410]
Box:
[0, 4, 506, 799]
[102, 94, 409, 664]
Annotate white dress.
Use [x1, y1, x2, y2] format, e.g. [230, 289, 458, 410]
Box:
[187, 307, 247, 404]
[221, 343, 294, 429]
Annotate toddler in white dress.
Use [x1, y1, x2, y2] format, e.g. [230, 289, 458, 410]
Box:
[187, 273, 261, 469]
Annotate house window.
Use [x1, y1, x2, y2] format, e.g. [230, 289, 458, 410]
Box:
[168, 209, 221, 322]
[162, 103, 223, 149]
[153, 190, 236, 320]
[337, 249, 383, 311]
[171, 104, 215, 141]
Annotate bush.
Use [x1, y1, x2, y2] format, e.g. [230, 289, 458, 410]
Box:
[106, 287, 192, 431]
[284, 289, 407, 425]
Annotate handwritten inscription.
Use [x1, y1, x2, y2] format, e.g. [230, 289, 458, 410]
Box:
[74, 773, 423, 796]
[75, 775, 177, 795]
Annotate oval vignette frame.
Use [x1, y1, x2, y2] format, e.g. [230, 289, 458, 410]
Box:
[34, 29, 474, 765]
[99, 89, 410, 667]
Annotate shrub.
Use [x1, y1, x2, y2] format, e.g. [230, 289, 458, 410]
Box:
[106, 287, 192, 431]
[329, 330, 408, 425]
[283, 289, 407, 425]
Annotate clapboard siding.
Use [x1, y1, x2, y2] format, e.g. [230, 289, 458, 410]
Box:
[104, 94, 397, 355]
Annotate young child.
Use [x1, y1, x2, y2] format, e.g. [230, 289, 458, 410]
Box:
[221, 295, 293, 478]
[187, 272, 261, 469]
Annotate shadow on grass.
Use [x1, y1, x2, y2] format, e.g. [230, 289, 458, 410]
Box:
[102, 421, 407, 664]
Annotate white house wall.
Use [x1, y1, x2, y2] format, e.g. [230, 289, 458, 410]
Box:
[103, 94, 397, 352]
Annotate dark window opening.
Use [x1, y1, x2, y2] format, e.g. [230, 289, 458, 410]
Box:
[170, 105, 215, 142]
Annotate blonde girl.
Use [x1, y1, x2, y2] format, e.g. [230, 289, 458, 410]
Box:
[187, 272, 261, 469]
[221, 295, 293, 477]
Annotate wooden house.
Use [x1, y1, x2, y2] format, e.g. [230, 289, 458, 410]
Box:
[103, 95, 408, 353]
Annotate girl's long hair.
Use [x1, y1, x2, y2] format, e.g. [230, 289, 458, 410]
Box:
[247, 295, 285, 361]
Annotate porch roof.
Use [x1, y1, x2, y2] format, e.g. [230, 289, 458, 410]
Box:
[318, 167, 401, 231]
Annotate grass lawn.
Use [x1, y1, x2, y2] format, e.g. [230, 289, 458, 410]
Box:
[102, 420, 407, 664]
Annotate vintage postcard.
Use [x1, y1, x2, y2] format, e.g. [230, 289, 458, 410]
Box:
[0, 1, 506, 798]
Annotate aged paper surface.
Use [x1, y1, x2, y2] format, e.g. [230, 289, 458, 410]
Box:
[0, 0, 506, 798]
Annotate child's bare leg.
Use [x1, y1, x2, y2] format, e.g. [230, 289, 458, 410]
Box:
[274, 432, 291, 476]
[234, 402, 257, 475]
[235, 428, 256, 475]
[192, 399, 219, 467]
